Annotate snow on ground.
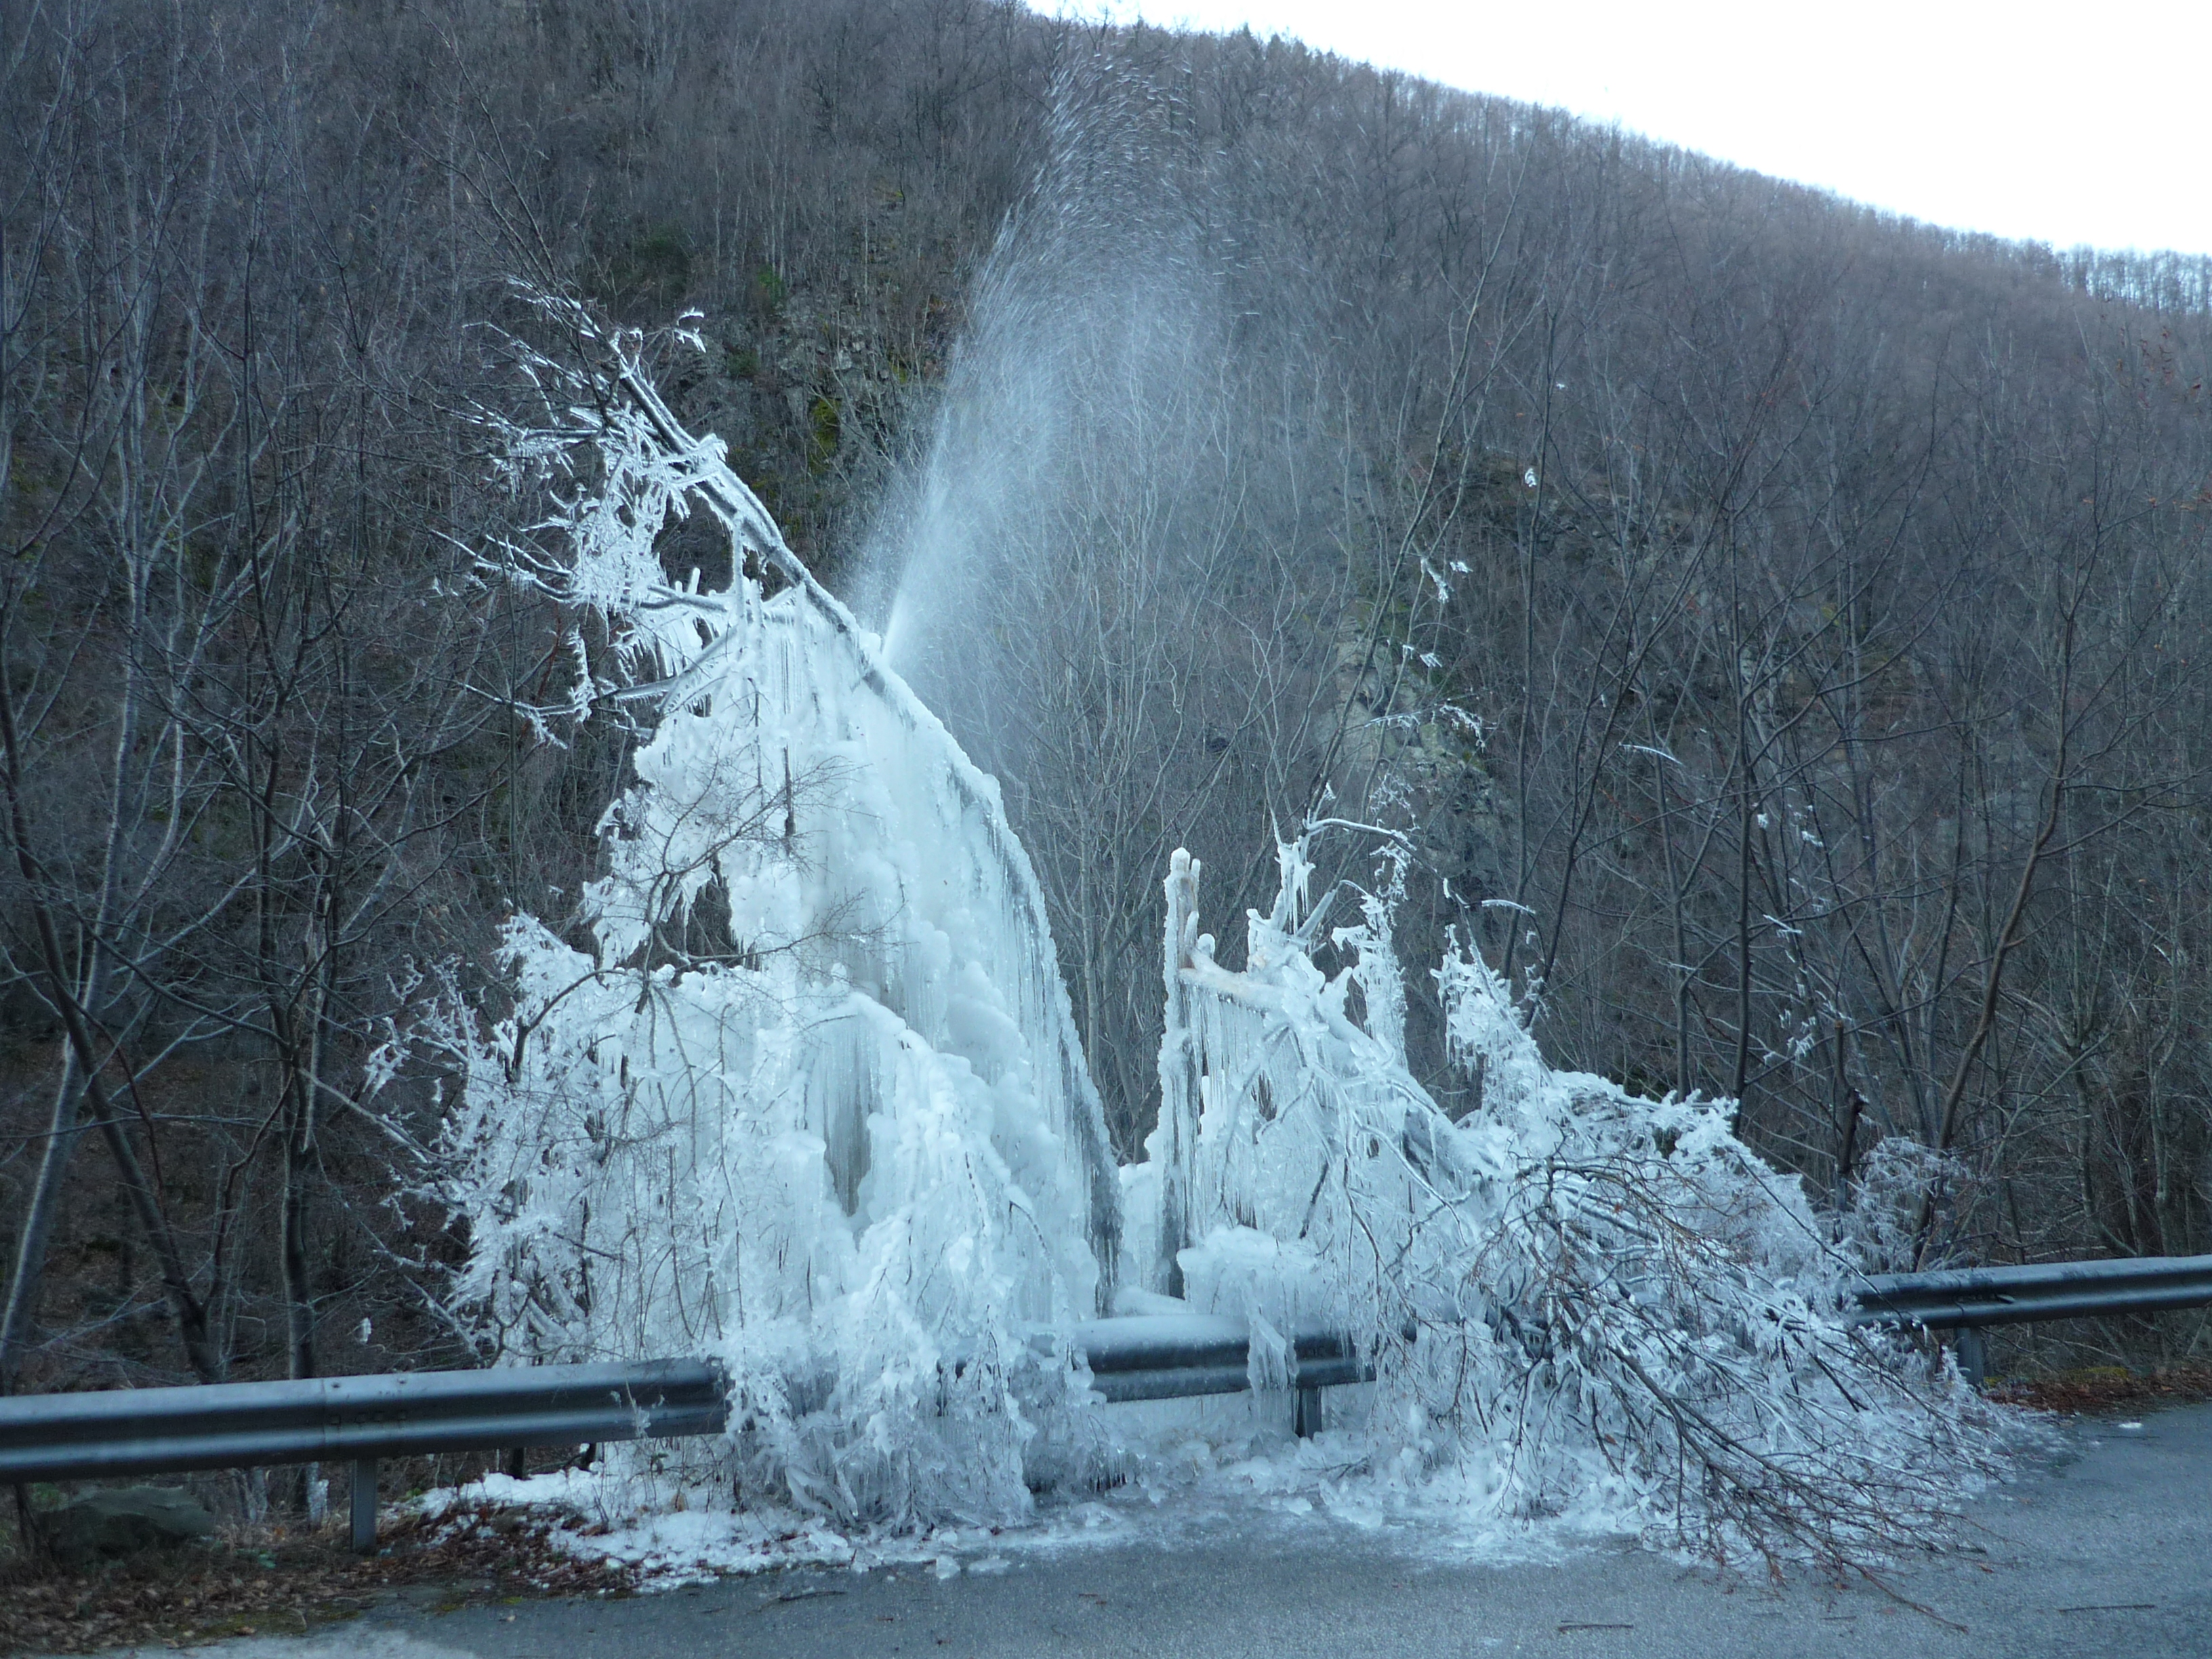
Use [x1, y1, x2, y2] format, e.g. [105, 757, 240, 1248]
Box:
[401, 1389, 1708, 1592]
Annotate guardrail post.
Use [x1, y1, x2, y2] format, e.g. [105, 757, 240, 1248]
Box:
[350, 1457, 377, 1553]
[1294, 1385, 1322, 1437]
[1954, 1328, 1986, 1389]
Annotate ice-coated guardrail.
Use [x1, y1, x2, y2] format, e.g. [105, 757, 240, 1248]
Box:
[6, 1259, 2207, 1552]
[0, 1321, 1364, 1551]
[1052, 1314, 1366, 1406]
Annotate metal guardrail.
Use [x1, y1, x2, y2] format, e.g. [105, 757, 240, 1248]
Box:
[0, 1320, 1368, 1551]
[1852, 1253, 2212, 1329]
[0, 1360, 725, 1553]
[1851, 1252, 2212, 1384]
[1054, 1314, 1365, 1416]
[5, 1259, 2207, 1553]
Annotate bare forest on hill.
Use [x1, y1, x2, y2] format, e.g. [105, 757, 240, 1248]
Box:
[4, 0, 2212, 1401]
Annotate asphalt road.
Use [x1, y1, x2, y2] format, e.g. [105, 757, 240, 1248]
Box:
[114, 1402, 2212, 1659]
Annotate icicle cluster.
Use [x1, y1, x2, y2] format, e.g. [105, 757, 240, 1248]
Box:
[1126, 830, 2018, 1563]
[435, 308, 2014, 1560]
[434, 299, 1119, 1527]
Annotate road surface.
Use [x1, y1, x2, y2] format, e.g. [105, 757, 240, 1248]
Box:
[106, 1403, 2212, 1659]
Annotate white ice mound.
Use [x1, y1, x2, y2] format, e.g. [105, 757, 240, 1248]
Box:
[1127, 834, 2016, 1561]
[434, 301, 2013, 1559]
[436, 303, 1118, 1525]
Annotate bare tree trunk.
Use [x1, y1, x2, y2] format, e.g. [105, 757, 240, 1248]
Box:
[281, 869, 335, 1382]
[0, 1054, 85, 1391]
[1830, 1021, 1862, 1208]
[0, 645, 224, 1384]
[1910, 609, 2078, 1265]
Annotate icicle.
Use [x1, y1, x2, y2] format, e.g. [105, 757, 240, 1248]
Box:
[1139, 821, 2018, 1559]
[436, 302, 1124, 1529]
[1146, 848, 1203, 1295]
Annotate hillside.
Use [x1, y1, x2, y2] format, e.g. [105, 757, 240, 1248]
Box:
[2, 0, 2209, 1403]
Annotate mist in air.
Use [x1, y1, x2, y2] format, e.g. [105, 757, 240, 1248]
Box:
[864, 68, 1344, 812]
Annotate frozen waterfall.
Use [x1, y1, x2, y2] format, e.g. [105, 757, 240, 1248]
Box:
[432, 300, 1120, 1524]
[428, 301, 2018, 1557]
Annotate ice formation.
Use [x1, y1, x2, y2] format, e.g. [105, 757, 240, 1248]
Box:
[435, 304, 2013, 1559]
[1129, 832, 2013, 1559]
[435, 300, 1119, 1525]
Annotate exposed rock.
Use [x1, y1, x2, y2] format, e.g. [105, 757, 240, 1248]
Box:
[45, 1486, 213, 1568]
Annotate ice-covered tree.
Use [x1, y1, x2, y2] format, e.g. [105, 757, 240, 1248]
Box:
[424, 298, 2018, 1562]
[426, 295, 1120, 1525]
[1132, 828, 2018, 1564]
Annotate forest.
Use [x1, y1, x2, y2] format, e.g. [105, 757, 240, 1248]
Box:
[3, 0, 2211, 1416]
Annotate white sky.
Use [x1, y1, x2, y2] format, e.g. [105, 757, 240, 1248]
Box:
[1049, 2, 2212, 258]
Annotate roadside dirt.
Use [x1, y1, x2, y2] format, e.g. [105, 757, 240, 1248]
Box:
[1986, 1362, 2212, 1415]
[12, 1365, 2212, 1654]
[0, 1500, 642, 1655]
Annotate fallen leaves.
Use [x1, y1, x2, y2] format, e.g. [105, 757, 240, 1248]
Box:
[1987, 1364, 2212, 1416]
[0, 1500, 642, 1655]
